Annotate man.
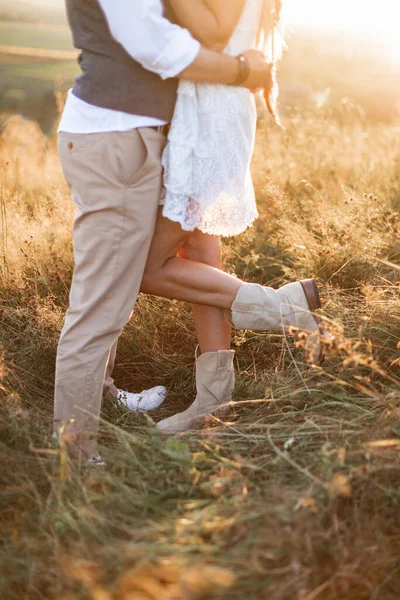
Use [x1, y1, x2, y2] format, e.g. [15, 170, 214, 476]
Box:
[55, 0, 273, 463]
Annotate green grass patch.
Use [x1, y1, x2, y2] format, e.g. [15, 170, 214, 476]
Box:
[1, 60, 78, 82]
[0, 20, 73, 51]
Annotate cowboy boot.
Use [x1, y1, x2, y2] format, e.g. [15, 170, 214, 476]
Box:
[227, 279, 323, 364]
[157, 348, 235, 435]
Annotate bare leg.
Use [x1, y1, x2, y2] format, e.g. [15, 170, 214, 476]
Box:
[179, 231, 231, 353]
[141, 210, 241, 309]
[144, 217, 235, 434]
[141, 210, 323, 372]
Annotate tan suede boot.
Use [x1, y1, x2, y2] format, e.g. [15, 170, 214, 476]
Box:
[157, 348, 235, 435]
[227, 279, 323, 364]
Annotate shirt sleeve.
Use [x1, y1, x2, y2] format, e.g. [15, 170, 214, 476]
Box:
[98, 0, 201, 80]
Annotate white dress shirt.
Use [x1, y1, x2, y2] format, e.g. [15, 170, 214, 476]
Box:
[58, 0, 200, 134]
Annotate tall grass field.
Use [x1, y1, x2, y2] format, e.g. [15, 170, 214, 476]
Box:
[0, 11, 400, 600]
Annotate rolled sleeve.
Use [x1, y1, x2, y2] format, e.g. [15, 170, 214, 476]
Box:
[153, 29, 200, 79]
[99, 0, 201, 80]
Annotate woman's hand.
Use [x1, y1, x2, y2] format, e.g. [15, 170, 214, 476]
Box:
[240, 50, 272, 92]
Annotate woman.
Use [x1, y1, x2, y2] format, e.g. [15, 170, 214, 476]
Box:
[140, 0, 322, 434]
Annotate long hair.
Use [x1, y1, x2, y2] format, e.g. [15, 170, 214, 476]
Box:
[258, 0, 285, 125]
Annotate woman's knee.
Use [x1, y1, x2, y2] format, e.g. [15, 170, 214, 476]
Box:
[141, 264, 159, 295]
[180, 233, 222, 268]
[141, 255, 175, 294]
[141, 214, 188, 294]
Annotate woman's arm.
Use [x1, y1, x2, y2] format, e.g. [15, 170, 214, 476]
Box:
[168, 0, 246, 52]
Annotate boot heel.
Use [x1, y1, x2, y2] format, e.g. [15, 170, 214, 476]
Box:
[300, 279, 321, 311]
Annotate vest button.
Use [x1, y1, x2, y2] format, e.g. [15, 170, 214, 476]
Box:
[68, 142, 74, 149]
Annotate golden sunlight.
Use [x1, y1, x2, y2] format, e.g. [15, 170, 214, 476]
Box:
[285, 0, 400, 60]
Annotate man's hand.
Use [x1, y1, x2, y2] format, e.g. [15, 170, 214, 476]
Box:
[241, 49, 273, 92]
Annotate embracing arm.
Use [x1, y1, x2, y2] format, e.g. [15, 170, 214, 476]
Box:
[98, 0, 270, 89]
[168, 0, 246, 51]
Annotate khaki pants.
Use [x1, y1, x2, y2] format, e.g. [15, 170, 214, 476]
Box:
[55, 128, 166, 456]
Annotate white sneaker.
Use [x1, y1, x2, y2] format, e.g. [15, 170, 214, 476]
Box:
[117, 386, 167, 412]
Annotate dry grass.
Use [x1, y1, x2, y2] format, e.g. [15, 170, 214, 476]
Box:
[1, 45, 400, 600]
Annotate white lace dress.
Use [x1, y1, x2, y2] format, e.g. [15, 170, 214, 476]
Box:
[161, 0, 263, 237]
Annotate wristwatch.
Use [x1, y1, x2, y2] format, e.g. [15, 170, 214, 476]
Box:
[231, 54, 250, 86]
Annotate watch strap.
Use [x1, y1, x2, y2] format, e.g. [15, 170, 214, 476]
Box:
[231, 54, 250, 86]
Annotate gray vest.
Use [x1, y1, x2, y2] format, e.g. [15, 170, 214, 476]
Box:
[65, 0, 178, 121]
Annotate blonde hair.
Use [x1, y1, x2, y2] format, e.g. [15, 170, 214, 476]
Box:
[258, 0, 285, 124]
[259, 0, 284, 61]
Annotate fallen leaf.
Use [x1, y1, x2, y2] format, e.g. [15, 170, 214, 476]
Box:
[337, 447, 347, 465]
[294, 497, 317, 512]
[183, 566, 235, 592]
[328, 474, 352, 499]
[364, 439, 400, 449]
[119, 565, 171, 599]
[90, 587, 112, 600]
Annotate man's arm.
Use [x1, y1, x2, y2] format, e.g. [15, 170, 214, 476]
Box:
[98, 0, 270, 89]
[180, 47, 270, 91]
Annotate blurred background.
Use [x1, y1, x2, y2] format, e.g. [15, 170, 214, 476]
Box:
[1, 0, 400, 132]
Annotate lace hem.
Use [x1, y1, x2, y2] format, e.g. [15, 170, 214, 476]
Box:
[161, 82, 258, 236]
[162, 193, 259, 237]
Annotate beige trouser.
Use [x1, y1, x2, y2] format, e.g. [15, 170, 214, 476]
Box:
[55, 128, 166, 456]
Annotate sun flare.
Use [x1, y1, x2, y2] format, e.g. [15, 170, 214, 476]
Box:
[285, 0, 400, 61]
